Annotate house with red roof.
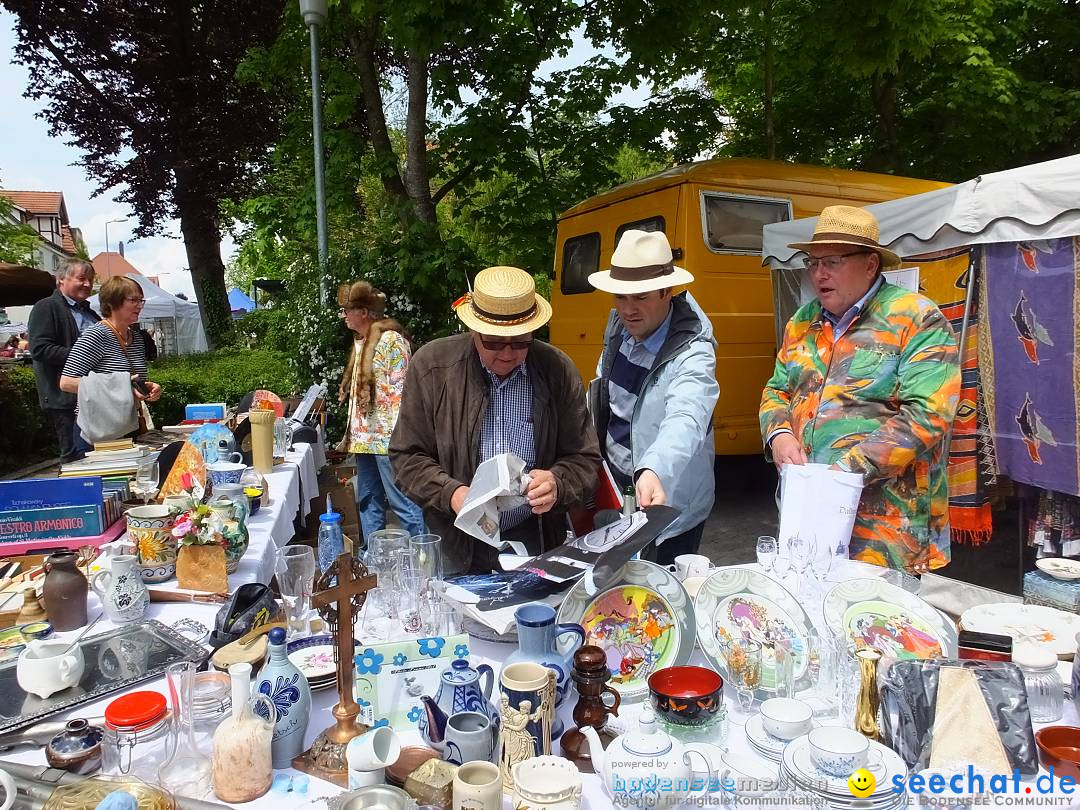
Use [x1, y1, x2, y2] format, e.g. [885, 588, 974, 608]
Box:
[0, 190, 84, 273]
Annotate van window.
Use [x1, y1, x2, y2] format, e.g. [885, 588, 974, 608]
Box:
[701, 193, 791, 254]
[560, 232, 601, 295]
[615, 216, 666, 246]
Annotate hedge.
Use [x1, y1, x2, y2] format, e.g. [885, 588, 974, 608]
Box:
[0, 364, 58, 474]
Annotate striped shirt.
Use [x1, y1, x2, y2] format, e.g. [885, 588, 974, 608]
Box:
[605, 308, 672, 487]
[479, 362, 535, 531]
[62, 321, 148, 379]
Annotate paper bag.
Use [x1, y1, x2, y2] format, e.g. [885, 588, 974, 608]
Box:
[778, 463, 863, 553]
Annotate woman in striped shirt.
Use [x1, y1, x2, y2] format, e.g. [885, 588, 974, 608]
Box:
[60, 276, 163, 404]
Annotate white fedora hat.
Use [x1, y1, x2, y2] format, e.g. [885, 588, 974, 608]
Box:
[588, 230, 695, 294]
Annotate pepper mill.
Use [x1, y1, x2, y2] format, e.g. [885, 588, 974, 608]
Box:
[559, 645, 621, 773]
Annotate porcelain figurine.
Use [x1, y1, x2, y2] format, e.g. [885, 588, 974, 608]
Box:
[512, 755, 582, 810]
[419, 658, 497, 749]
[582, 707, 715, 809]
[91, 555, 148, 625]
[503, 603, 584, 706]
[256, 627, 311, 768]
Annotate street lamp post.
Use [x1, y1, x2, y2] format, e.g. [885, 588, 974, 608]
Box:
[300, 0, 330, 307]
[104, 218, 128, 278]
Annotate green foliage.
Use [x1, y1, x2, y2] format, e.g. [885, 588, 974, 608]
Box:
[0, 365, 56, 475]
[0, 195, 43, 267]
[232, 308, 297, 356]
[148, 348, 301, 427]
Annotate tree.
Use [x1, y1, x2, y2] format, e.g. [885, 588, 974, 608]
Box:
[2, 0, 285, 346]
[0, 195, 42, 267]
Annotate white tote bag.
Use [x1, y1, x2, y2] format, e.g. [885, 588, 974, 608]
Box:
[778, 463, 865, 553]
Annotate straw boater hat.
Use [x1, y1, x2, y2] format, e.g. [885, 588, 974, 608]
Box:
[588, 230, 695, 295]
[454, 266, 552, 337]
[787, 205, 901, 270]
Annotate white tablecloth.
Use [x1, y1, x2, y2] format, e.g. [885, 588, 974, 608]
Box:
[6, 552, 1080, 808]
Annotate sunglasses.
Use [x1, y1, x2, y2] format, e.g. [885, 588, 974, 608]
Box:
[479, 337, 533, 351]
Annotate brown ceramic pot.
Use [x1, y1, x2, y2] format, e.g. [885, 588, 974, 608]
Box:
[42, 552, 88, 631]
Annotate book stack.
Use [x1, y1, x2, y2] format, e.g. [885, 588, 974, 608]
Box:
[0, 478, 110, 545]
[59, 442, 152, 479]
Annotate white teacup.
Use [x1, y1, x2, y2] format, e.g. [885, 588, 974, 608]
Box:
[17, 639, 85, 700]
[807, 727, 884, 777]
[674, 554, 711, 581]
[759, 697, 813, 741]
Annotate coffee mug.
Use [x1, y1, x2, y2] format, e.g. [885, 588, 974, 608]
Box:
[759, 697, 813, 741]
[453, 761, 501, 810]
[444, 711, 494, 765]
[17, 639, 85, 700]
[207, 461, 246, 489]
[807, 727, 884, 777]
[673, 554, 711, 581]
[346, 726, 401, 773]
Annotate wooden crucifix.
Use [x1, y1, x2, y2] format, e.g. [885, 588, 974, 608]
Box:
[292, 550, 377, 785]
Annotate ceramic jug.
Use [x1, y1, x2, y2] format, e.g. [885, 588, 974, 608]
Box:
[419, 658, 497, 749]
[503, 603, 585, 706]
[256, 627, 311, 768]
[211, 662, 274, 803]
[209, 497, 249, 574]
[42, 551, 88, 631]
[91, 555, 149, 624]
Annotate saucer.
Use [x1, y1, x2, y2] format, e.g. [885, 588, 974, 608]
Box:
[783, 733, 906, 801]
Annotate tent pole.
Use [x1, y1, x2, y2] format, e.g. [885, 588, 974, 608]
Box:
[942, 248, 978, 456]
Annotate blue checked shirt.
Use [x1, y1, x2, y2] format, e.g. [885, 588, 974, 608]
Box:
[479, 362, 536, 530]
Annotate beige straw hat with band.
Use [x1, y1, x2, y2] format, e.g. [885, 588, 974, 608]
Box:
[787, 205, 901, 270]
[588, 229, 695, 295]
[454, 266, 552, 337]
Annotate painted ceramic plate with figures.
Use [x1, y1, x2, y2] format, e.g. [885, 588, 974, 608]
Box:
[557, 560, 694, 702]
[287, 635, 360, 682]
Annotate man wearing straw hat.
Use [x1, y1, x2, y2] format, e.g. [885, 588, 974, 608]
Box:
[587, 229, 719, 565]
[390, 266, 601, 574]
[759, 205, 960, 575]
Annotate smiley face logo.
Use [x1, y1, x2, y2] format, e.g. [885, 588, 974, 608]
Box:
[848, 768, 876, 798]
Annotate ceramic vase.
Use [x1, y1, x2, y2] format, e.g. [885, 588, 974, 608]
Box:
[126, 505, 177, 583]
[512, 755, 582, 810]
[42, 551, 88, 631]
[256, 627, 311, 768]
[46, 718, 104, 774]
[248, 410, 275, 475]
[91, 555, 149, 624]
[503, 602, 584, 711]
[210, 497, 249, 574]
[498, 661, 557, 791]
[175, 544, 228, 593]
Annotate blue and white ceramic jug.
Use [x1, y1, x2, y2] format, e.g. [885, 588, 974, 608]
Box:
[256, 627, 311, 768]
[503, 602, 584, 705]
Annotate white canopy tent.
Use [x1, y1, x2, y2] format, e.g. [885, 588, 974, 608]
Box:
[90, 272, 208, 355]
[762, 153, 1080, 269]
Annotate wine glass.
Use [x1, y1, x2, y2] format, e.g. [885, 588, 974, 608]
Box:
[135, 460, 159, 506]
[810, 534, 834, 583]
[772, 537, 792, 585]
[756, 536, 777, 575]
[789, 534, 811, 595]
[726, 638, 762, 718]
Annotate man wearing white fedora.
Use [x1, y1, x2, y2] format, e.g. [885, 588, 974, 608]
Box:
[390, 266, 601, 574]
[760, 205, 960, 575]
[587, 230, 719, 565]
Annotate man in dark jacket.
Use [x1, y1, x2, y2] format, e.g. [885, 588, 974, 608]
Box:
[390, 266, 601, 574]
[28, 259, 99, 462]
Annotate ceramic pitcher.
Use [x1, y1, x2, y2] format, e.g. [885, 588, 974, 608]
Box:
[503, 602, 584, 707]
[91, 555, 149, 624]
[419, 658, 497, 749]
[209, 497, 249, 574]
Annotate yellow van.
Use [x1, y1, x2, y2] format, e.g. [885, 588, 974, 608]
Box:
[550, 157, 949, 456]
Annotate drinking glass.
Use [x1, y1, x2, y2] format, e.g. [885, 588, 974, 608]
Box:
[810, 534, 833, 583]
[409, 534, 443, 598]
[756, 536, 777, 575]
[365, 529, 409, 573]
[276, 545, 316, 640]
[395, 571, 431, 635]
[358, 586, 398, 643]
[135, 460, 159, 506]
[772, 537, 792, 584]
[789, 534, 811, 595]
[726, 638, 762, 716]
[426, 594, 462, 637]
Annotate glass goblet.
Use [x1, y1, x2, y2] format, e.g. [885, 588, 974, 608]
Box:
[726, 638, 762, 718]
[756, 536, 777, 575]
[276, 545, 316, 640]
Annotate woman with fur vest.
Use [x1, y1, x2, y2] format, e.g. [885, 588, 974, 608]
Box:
[337, 281, 426, 539]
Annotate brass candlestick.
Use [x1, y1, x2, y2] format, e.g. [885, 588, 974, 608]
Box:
[292, 552, 377, 786]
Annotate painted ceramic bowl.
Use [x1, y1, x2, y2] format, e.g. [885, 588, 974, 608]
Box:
[0, 627, 26, 663]
[1036, 726, 1080, 782]
[20, 621, 54, 641]
[647, 665, 724, 727]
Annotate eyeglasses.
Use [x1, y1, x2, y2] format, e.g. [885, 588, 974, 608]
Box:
[479, 337, 533, 351]
[126, 297, 145, 305]
[801, 251, 872, 272]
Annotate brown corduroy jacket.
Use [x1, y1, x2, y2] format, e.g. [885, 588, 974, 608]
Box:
[389, 332, 601, 574]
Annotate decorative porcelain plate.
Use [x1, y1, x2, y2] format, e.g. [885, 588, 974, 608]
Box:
[556, 560, 694, 702]
[694, 568, 814, 690]
[823, 579, 957, 660]
[251, 390, 285, 418]
[159, 441, 206, 497]
[960, 603, 1080, 657]
[187, 423, 237, 464]
[287, 635, 360, 680]
[1036, 558, 1080, 581]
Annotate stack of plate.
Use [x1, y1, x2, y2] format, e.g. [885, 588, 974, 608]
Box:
[287, 635, 356, 692]
[779, 733, 907, 809]
[192, 671, 232, 721]
[744, 714, 786, 762]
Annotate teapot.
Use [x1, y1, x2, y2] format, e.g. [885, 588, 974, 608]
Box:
[582, 708, 714, 809]
[419, 659, 497, 750]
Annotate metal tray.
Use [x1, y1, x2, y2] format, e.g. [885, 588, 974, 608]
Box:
[0, 619, 208, 735]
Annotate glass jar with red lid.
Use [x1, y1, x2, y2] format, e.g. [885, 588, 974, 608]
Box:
[101, 690, 175, 781]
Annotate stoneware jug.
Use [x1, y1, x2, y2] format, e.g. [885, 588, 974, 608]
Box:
[91, 555, 149, 624]
[503, 602, 584, 706]
[419, 658, 497, 749]
[42, 551, 88, 632]
[256, 627, 311, 768]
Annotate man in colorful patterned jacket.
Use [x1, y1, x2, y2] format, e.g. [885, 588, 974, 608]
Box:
[759, 206, 960, 574]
